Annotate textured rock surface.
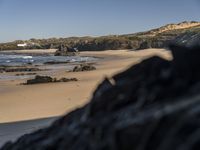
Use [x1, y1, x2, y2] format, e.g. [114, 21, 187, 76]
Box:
[24, 75, 78, 85]
[174, 30, 200, 47]
[0, 67, 41, 73]
[54, 44, 78, 56]
[73, 64, 96, 72]
[2, 45, 200, 150]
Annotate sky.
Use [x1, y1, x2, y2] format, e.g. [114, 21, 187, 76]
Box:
[0, 0, 199, 42]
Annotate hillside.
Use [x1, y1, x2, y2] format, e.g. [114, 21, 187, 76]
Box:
[123, 21, 200, 49]
[136, 21, 200, 37]
[0, 21, 199, 51]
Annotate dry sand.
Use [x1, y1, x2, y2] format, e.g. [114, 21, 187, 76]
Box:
[0, 48, 171, 146]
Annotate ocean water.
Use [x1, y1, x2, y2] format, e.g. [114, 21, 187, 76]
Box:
[0, 54, 97, 66]
[0, 54, 98, 80]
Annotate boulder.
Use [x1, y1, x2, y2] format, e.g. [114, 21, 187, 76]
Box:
[2, 45, 200, 150]
[73, 64, 96, 72]
[26, 75, 53, 84]
[43, 61, 70, 65]
[58, 77, 78, 82]
[54, 44, 78, 56]
[24, 75, 78, 85]
[15, 73, 37, 76]
[137, 40, 152, 49]
[0, 67, 41, 73]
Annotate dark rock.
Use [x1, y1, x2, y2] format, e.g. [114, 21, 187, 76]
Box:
[58, 77, 78, 82]
[138, 40, 152, 49]
[27, 62, 33, 65]
[24, 75, 78, 85]
[75, 38, 137, 51]
[174, 30, 200, 47]
[0, 67, 41, 73]
[43, 61, 70, 65]
[2, 45, 200, 150]
[54, 44, 78, 56]
[15, 73, 37, 76]
[170, 44, 200, 79]
[73, 64, 96, 72]
[26, 75, 53, 84]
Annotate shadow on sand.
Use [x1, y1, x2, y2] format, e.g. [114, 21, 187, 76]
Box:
[0, 116, 59, 147]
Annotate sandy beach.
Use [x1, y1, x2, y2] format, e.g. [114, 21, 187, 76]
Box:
[0, 48, 171, 146]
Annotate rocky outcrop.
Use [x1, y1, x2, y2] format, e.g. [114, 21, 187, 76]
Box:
[58, 77, 78, 82]
[174, 29, 200, 47]
[54, 45, 78, 56]
[73, 37, 138, 51]
[43, 61, 70, 65]
[26, 75, 53, 84]
[24, 75, 78, 85]
[0, 21, 199, 51]
[2, 45, 200, 150]
[15, 73, 37, 76]
[72, 64, 96, 72]
[0, 67, 41, 73]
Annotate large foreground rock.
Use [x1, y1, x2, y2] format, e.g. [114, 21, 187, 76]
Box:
[174, 30, 200, 47]
[2, 45, 200, 150]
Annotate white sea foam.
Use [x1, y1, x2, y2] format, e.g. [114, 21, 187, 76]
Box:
[0, 54, 98, 67]
[70, 59, 76, 62]
[23, 56, 33, 59]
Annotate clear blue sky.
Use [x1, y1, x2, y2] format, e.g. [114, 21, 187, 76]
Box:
[0, 0, 199, 42]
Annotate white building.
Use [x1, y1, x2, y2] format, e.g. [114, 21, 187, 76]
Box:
[17, 43, 27, 47]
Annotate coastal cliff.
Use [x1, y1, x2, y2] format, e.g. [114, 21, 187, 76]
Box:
[0, 21, 199, 51]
